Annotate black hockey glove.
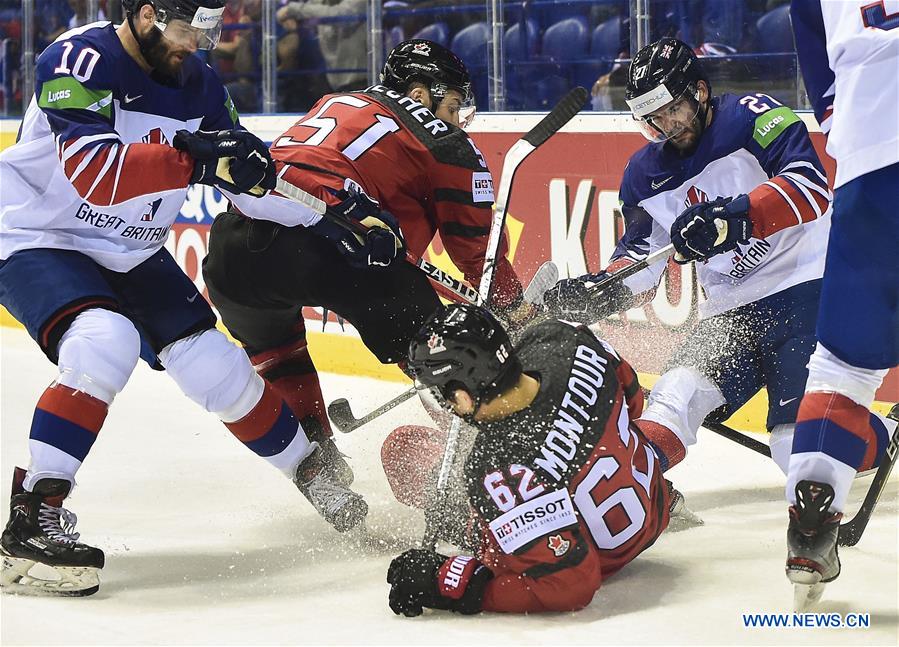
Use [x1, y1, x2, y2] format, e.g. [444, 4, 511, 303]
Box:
[386, 549, 493, 617]
[543, 273, 632, 323]
[173, 129, 275, 197]
[670, 194, 753, 264]
[311, 189, 405, 269]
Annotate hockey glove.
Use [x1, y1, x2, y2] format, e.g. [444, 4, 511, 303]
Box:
[387, 549, 493, 617]
[311, 189, 405, 268]
[670, 195, 753, 264]
[173, 129, 276, 197]
[543, 273, 632, 323]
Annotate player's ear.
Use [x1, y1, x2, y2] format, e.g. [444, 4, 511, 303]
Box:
[697, 80, 710, 103]
[138, 3, 156, 30]
[447, 389, 475, 415]
[408, 85, 431, 109]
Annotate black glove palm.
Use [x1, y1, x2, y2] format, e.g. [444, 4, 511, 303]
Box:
[543, 273, 632, 323]
[173, 129, 275, 197]
[311, 188, 405, 268]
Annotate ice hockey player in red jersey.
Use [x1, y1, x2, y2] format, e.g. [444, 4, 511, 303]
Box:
[382, 304, 682, 615]
[203, 39, 526, 481]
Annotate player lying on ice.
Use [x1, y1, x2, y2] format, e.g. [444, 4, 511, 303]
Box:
[202, 38, 530, 486]
[542, 37, 897, 568]
[381, 304, 700, 615]
[0, 0, 368, 597]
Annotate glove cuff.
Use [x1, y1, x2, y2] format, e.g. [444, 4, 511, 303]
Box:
[437, 556, 493, 614]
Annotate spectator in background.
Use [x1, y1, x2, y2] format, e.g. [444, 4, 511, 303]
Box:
[213, 0, 250, 76]
[66, 0, 106, 29]
[277, 0, 368, 93]
[36, 0, 74, 50]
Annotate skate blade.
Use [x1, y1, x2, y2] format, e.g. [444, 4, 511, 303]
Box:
[793, 582, 825, 612]
[1, 554, 100, 597]
[667, 512, 704, 532]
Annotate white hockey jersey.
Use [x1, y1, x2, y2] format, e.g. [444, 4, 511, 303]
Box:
[792, 0, 899, 188]
[614, 93, 832, 319]
[0, 22, 239, 271]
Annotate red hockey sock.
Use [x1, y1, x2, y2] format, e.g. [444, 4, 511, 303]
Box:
[635, 419, 686, 472]
[250, 336, 331, 439]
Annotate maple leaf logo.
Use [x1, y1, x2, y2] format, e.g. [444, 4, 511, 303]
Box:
[547, 534, 570, 557]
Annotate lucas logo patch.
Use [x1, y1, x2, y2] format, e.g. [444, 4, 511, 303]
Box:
[547, 534, 570, 557]
[488, 489, 577, 554]
[471, 172, 495, 203]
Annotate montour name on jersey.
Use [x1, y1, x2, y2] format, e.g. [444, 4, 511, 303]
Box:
[534, 345, 610, 482]
[368, 85, 450, 136]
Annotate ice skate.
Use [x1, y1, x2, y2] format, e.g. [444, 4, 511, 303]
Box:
[295, 444, 368, 532]
[665, 480, 703, 531]
[300, 416, 355, 487]
[786, 480, 842, 611]
[1, 467, 104, 597]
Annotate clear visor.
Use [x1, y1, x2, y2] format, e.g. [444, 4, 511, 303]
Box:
[633, 87, 701, 143]
[155, 9, 224, 51]
[433, 82, 476, 128]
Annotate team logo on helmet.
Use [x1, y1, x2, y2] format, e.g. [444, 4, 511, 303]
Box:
[660, 44, 674, 59]
[427, 333, 446, 354]
[412, 42, 431, 56]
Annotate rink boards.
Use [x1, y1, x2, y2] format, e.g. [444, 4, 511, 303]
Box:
[1, 114, 895, 430]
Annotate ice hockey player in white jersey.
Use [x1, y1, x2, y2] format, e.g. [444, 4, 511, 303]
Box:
[784, 0, 899, 610]
[0, 0, 367, 597]
[543, 37, 896, 511]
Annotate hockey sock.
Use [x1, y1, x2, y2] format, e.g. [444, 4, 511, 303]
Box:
[222, 381, 313, 475]
[794, 392, 886, 473]
[635, 419, 686, 472]
[250, 338, 331, 438]
[25, 384, 108, 490]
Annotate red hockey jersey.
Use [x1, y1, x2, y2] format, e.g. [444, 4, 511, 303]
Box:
[269, 85, 522, 308]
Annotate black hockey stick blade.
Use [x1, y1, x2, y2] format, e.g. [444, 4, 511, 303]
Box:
[704, 421, 771, 458]
[328, 387, 418, 433]
[522, 86, 588, 148]
[838, 406, 899, 547]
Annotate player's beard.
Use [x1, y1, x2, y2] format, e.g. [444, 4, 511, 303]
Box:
[141, 28, 186, 80]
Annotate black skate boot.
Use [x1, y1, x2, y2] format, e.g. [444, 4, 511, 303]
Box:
[294, 444, 368, 532]
[786, 480, 842, 611]
[1, 467, 104, 596]
[300, 417, 355, 487]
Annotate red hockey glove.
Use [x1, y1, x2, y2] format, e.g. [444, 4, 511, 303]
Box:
[387, 549, 493, 617]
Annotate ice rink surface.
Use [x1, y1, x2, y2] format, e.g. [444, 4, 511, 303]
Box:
[1, 326, 896, 646]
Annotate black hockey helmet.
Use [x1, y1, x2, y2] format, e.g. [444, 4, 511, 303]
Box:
[382, 39, 474, 108]
[625, 38, 710, 142]
[122, 0, 225, 50]
[408, 304, 521, 409]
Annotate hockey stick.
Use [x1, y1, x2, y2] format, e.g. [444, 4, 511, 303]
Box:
[423, 89, 588, 550]
[327, 261, 559, 433]
[479, 86, 588, 300]
[703, 420, 771, 457]
[274, 177, 480, 305]
[837, 407, 899, 547]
